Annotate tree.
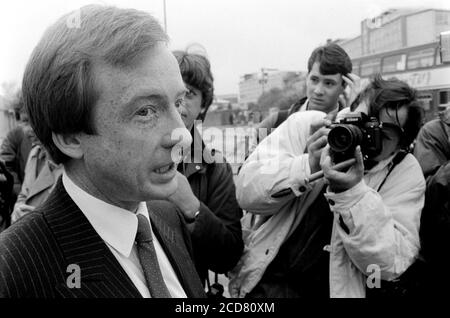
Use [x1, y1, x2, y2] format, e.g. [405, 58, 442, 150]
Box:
[257, 87, 303, 112]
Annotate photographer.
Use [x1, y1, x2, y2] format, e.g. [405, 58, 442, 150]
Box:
[229, 75, 424, 298]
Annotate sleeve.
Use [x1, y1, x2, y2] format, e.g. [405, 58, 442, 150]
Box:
[236, 110, 327, 215]
[189, 161, 244, 274]
[325, 155, 425, 281]
[413, 120, 450, 179]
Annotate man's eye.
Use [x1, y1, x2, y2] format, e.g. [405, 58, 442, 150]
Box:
[136, 106, 157, 117]
[325, 82, 335, 87]
[175, 98, 186, 108]
[186, 89, 197, 98]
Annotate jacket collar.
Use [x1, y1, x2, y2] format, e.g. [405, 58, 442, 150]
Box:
[42, 177, 203, 298]
[42, 178, 142, 298]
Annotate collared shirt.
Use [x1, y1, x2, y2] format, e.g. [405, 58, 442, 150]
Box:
[62, 173, 187, 298]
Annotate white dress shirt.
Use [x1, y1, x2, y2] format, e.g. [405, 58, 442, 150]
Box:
[62, 173, 187, 298]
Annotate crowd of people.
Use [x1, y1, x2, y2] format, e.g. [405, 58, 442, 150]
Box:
[0, 4, 449, 298]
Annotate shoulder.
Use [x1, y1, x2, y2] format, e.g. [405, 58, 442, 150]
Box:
[393, 153, 426, 187]
[0, 212, 50, 256]
[422, 118, 442, 130]
[289, 97, 307, 114]
[282, 110, 327, 133]
[396, 153, 423, 173]
[419, 119, 443, 136]
[427, 162, 450, 188]
[0, 212, 55, 287]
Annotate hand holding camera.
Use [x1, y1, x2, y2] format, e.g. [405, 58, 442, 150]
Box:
[320, 112, 383, 192]
[327, 112, 383, 164]
[320, 144, 364, 193]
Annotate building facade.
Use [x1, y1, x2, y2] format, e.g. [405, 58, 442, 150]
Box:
[338, 8, 450, 59]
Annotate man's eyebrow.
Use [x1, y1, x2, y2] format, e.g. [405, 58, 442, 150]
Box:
[123, 94, 168, 116]
[177, 88, 188, 97]
[131, 94, 168, 106]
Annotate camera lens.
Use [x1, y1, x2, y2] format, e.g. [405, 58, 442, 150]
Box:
[328, 125, 363, 153]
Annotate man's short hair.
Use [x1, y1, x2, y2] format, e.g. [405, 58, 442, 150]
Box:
[172, 50, 214, 118]
[22, 5, 168, 164]
[351, 74, 424, 148]
[307, 43, 352, 77]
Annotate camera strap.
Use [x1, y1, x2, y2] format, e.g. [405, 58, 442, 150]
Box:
[376, 151, 408, 192]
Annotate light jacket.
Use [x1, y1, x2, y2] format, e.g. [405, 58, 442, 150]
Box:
[229, 109, 425, 298]
[11, 145, 63, 223]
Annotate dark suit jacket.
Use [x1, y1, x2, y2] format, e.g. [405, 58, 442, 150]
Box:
[0, 178, 206, 298]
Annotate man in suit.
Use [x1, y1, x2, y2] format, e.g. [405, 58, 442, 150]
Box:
[0, 5, 205, 298]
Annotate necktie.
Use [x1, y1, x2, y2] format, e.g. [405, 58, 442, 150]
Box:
[135, 214, 172, 298]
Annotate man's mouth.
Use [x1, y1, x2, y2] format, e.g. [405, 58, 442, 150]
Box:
[154, 162, 176, 174]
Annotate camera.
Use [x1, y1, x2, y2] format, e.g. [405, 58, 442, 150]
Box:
[328, 112, 382, 163]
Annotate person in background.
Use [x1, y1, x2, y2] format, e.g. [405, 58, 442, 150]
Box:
[247, 43, 360, 156]
[0, 93, 36, 199]
[11, 142, 64, 223]
[413, 107, 450, 180]
[414, 106, 450, 296]
[170, 50, 243, 295]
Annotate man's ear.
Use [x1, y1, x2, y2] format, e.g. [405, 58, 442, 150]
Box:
[52, 132, 84, 160]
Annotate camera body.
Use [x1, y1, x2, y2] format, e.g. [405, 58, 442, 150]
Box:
[328, 112, 382, 163]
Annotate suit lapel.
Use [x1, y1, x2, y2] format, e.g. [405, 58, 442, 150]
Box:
[148, 206, 205, 298]
[44, 178, 142, 298]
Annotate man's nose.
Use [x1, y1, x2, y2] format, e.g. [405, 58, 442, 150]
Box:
[161, 107, 192, 149]
[314, 83, 324, 95]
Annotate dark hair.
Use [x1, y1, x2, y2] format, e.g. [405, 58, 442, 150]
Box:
[173, 50, 214, 120]
[351, 74, 424, 148]
[22, 5, 168, 164]
[307, 43, 352, 77]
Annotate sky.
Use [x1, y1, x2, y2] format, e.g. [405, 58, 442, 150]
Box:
[1, 0, 450, 95]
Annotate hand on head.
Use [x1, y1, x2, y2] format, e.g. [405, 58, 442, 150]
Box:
[340, 73, 362, 109]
